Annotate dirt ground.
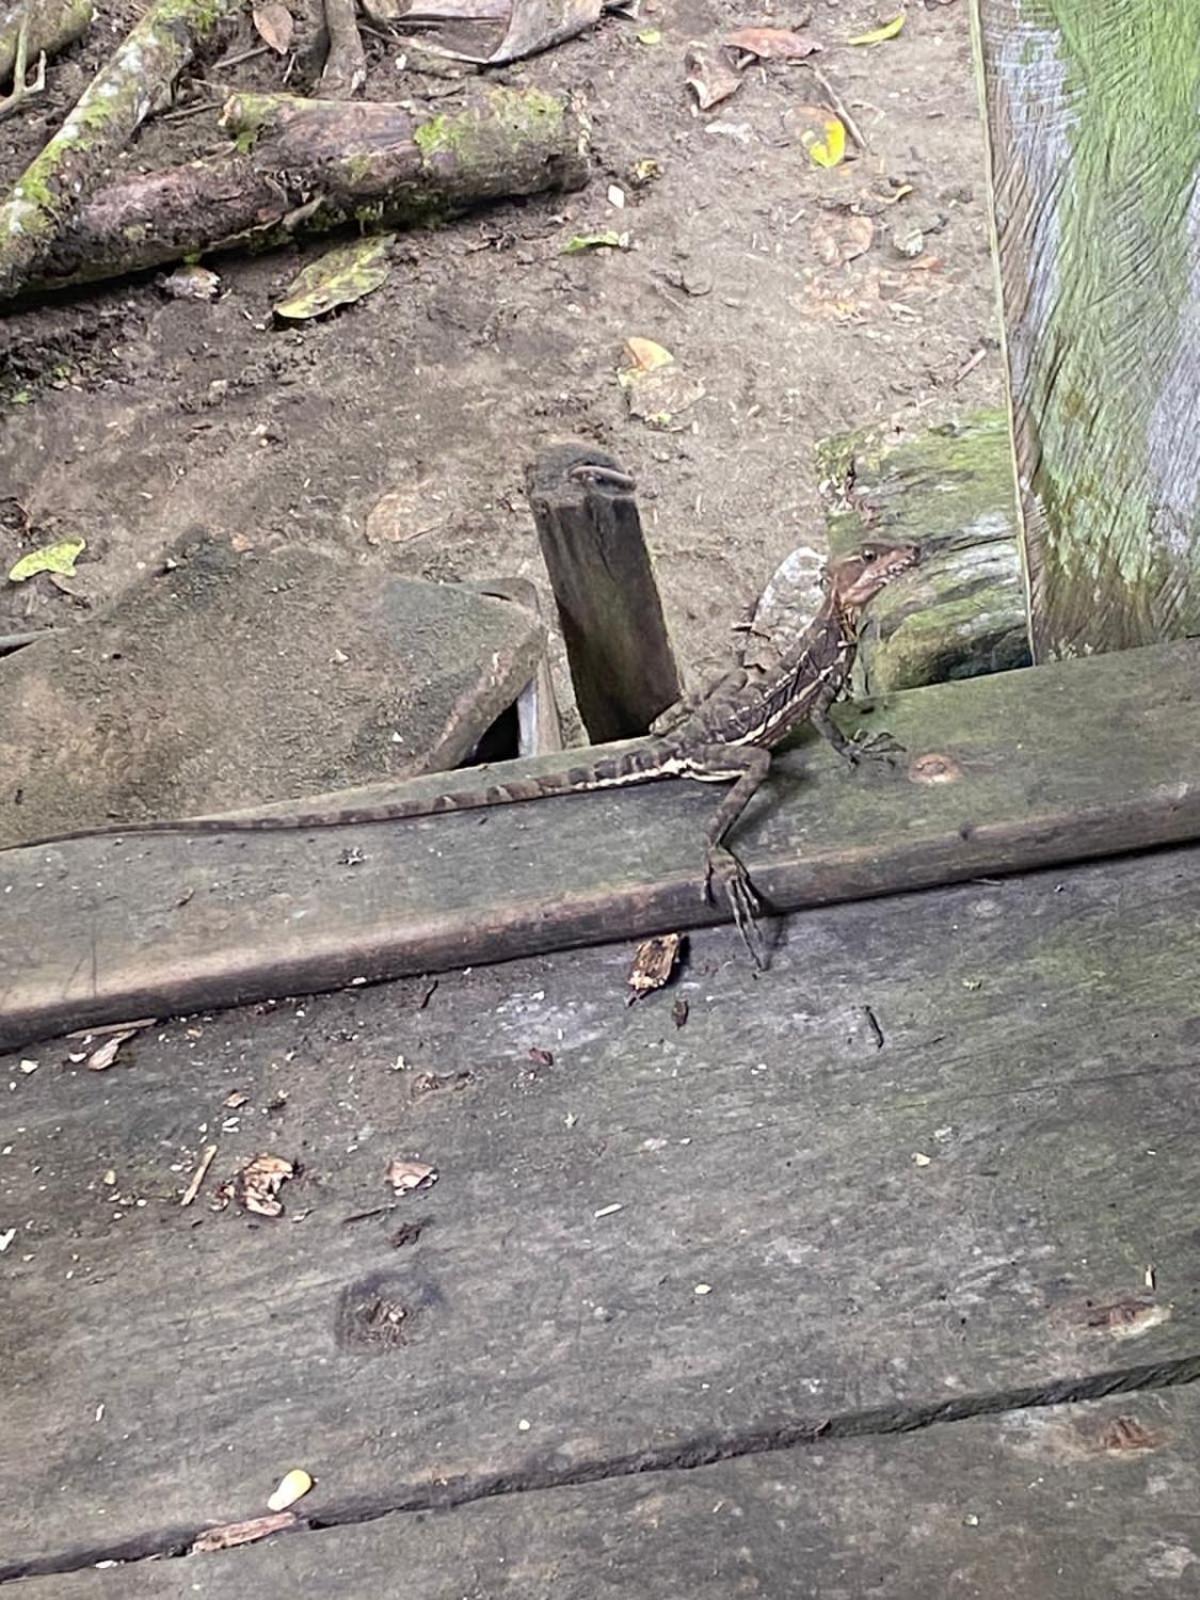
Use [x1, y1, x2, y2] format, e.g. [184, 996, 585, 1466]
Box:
[0, 0, 1000, 735]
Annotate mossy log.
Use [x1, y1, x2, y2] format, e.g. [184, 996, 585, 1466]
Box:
[971, 0, 1200, 659]
[0, 0, 240, 300]
[0, 0, 92, 86]
[817, 408, 1029, 693]
[20, 86, 590, 293]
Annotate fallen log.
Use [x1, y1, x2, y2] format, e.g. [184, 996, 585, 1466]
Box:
[19, 86, 590, 293]
[0, 0, 92, 84]
[0, 0, 240, 301]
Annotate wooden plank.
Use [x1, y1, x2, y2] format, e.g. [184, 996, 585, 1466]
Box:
[2, 636, 1200, 1047]
[971, 0, 1200, 658]
[22, 1388, 1200, 1595]
[4, 845, 1200, 1576]
[527, 443, 681, 740]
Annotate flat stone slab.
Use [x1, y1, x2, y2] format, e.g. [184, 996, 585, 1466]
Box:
[0, 535, 543, 847]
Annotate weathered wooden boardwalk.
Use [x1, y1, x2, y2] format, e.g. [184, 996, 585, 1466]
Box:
[4, 708, 1200, 1591]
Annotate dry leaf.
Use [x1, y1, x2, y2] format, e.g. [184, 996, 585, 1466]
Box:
[386, 1158, 438, 1194]
[267, 1469, 313, 1512]
[685, 41, 742, 109]
[86, 1028, 138, 1071]
[237, 1153, 294, 1217]
[621, 336, 674, 374]
[406, 0, 606, 65]
[849, 12, 905, 44]
[628, 933, 685, 998]
[8, 539, 85, 583]
[365, 481, 443, 546]
[814, 214, 874, 265]
[724, 25, 820, 58]
[192, 1512, 298, 1554]
[274, 235, 395, 321]
[253, 1, 294, 52]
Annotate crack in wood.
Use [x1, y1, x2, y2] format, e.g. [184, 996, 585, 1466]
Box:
[6, 1352, 1200, 1584]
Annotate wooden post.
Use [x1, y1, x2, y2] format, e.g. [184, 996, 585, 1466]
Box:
[526, 444, 681, 742]
[971, 0, 1200, 659]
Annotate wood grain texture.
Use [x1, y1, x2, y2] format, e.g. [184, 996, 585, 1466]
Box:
[3, 846, 1200, 1575]
[971, 0, 1200, 658]
[527, 444, 681, 741]
[3, 637, 1200, 1048]
[23, 1390, 1200, 1595]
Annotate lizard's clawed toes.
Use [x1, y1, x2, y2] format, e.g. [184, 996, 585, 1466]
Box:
[704, 846, 768, 970]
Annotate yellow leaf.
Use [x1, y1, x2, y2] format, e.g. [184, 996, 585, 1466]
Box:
[801, 116, 846, 169]
[8, 538, 85, 582]
[636, 26, 662, 44]
[849, 12, 904, 45]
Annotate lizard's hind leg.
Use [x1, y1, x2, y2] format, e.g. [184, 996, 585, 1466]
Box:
[685, 745, 772, 967]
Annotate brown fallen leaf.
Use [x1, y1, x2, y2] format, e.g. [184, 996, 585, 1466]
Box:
[237, 1153, 295, 1217]
[628, 932, 686, 998]
[191, 1512, 298, 1554]
[253, 0, 294, 52]
[813, 214, 874, 265]
[86, 1028, 139, 1071]
[685, 41, 742, 109]
[386, 1158, 438, 1195]
[724, 25, 820, 59]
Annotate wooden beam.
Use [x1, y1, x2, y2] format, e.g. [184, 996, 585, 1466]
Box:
[971, 0, 1200, 658]
[527, 443, 681, 740]
[2, 637, 1200, 1048]
[4, 849, 1200, 1573]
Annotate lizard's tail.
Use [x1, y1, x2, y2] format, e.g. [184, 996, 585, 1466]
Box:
[8, 749, 661, 848]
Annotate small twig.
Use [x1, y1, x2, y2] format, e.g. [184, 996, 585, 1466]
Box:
[952, 346, 987, 386]
[162, 94, 221, 122]
[803, 62, 868, 153]
[0, 21, 47, 123]
[213, 41, 271, 69]
[181, 1143, 218, 1207]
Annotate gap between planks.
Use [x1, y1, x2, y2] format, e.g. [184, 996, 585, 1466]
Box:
[7, 1351, 1200, 1584]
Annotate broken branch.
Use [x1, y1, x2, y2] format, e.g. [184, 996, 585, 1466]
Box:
[17, 86, 590, 295]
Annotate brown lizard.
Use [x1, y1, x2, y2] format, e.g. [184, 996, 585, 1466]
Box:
[11, 540, 919, 962]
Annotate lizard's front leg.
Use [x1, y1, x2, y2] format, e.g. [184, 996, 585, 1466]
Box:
[811, 699, 903, 768]
[682, 744, 772, 968]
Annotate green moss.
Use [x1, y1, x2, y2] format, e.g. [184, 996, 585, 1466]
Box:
[414, 114, 458, 159]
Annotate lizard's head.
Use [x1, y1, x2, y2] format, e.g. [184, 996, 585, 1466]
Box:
[830, 541, 920, 619]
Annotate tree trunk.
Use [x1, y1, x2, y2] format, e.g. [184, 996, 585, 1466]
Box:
[971, 0, 1200, 659]
[20, 86, 590, 293]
